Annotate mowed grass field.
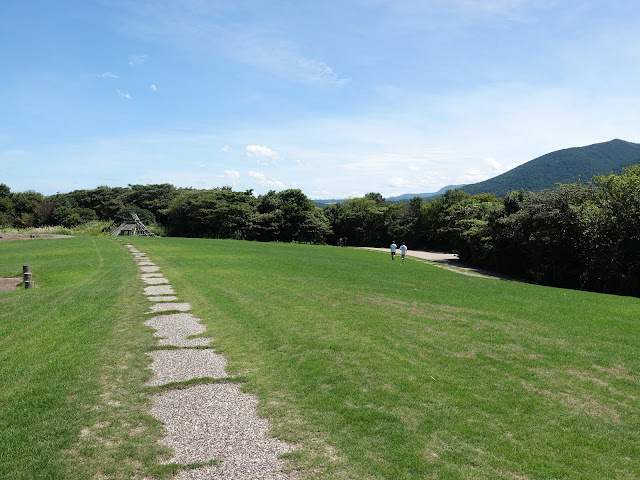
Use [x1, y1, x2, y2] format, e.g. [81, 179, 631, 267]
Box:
[1, 236, 639, 479]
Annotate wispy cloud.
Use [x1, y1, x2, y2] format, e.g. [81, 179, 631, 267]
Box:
[128, 54, 149, 66]
[220, 145, 232, 152]
[388, 177, 410, 188]
[249, 170, 285, 189]
[233, 37, 349, 87]
[150, 84, 157, 92]
[113, 3, 348, 87]
[485, 157, 501, 171]
[249, 170, 266, 180]
[97, 72, 119, 78]
[223, 169, 240, 179]
[116, 89, 132, 100]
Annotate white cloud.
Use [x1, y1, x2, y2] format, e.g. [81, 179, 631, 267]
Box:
[249, 170, 285, 189]
[150, 84, 157, 92]
[220, 145, 232, 152]
[116, 89, 132, 100]
[246, 145, 280, 160]
[485, 157, 501, 171]
[97, 72, 119, 78]
[262, 180, 286, 189]
[460, 169, 487, 184]
[223, 169, 240, 179]
[388, 177, 410, 188]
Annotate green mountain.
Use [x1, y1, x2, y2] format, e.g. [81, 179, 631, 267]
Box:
[461, 139, 640, 197]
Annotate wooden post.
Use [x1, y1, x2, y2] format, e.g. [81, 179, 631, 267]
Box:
[23, 265, 34, 289]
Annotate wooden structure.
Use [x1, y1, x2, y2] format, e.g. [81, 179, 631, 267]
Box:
[110, 213, 156, 237]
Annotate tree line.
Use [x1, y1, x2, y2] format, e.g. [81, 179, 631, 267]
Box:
[1, 165, 639, 297]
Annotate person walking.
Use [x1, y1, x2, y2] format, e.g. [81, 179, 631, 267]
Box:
[390, 241, 397, 260]
[400, 242, 407, 262]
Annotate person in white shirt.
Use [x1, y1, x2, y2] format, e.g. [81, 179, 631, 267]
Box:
[390, 241, 397, 260]
[400, 242, 407, 262]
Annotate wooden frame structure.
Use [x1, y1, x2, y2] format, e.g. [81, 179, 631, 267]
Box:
[110, 213, 156, 237]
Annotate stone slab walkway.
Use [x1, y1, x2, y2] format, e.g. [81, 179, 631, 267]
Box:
[124, 244, 295, 479]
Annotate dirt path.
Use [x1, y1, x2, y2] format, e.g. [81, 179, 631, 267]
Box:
[0, 233, 72, 241]
[359, 247, 507, 279]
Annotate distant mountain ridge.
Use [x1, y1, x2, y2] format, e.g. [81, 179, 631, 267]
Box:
[385, 185, 466, 202]
[312, 139, 640, 204]
[312, 185, 465, 206]
[461, 139, 640, 197]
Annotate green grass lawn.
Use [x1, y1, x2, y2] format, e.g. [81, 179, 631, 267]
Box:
[1, 237, 639, 479]
[129, 238, 640, 480]
[0, 237, 172, 479]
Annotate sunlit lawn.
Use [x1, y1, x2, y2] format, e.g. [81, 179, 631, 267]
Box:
[0, 238, 173, 479]
[131, 237, 640, 479]
[1, 236, 639, 479]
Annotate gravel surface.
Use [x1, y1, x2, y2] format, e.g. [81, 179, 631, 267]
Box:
[145, 349, 228, 386]
[144, 313, 211, 347]
[146, 295, 179, 302]
[0, 277, 21, 291]
[360, 247, 503, 279]
[127, 245, 296, 479]
[142, 276, 170, 285]
[151, 384, 294, 479]
[141, 273, 165, 278]
[148, 302, 192, 313]
[143, 285, 175, 295]
[140, 265, 161, 273]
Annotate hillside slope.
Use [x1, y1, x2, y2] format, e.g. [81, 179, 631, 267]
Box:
[462, 139, 640, 197]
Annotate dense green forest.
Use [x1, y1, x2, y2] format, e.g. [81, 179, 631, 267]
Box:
[462, 138, 640, 197]
[2, 165, 640, 297]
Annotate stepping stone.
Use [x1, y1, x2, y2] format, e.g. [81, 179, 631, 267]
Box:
[145, 350, 228, 386]
[143, 277, 169, 285]
[147, 296, 179, 302]
[140, 265, 161, 273]
[144, 285, 175, 295]
[145, 313, 210, 347]
[141, 273, 165, 279]
[148, 302, 191, 313]
[138, 261, 156, 266]
[151, 384, 293, 479]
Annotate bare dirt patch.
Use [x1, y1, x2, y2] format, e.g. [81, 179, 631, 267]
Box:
[0, 277, 21, 291]
[0, 233, 73, 241]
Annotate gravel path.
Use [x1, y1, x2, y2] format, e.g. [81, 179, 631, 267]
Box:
[151, 384, 294, 479]
[124, 244, 295, 479]
[144, 313, 211, 347]
[360, 247, 504, 279]
[145, 350, 228, 386]
[148, 302, 192, 313]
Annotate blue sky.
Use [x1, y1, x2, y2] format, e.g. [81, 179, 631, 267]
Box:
[2, 1, 640, 199]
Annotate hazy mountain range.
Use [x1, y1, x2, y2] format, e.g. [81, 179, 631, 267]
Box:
[313, 139, 640, 204]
